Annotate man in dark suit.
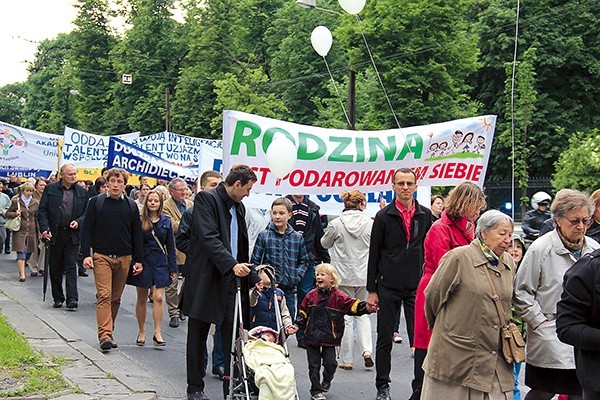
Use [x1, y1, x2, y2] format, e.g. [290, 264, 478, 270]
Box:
[38, 163, 89, 310]
[182, 165, 258, 400]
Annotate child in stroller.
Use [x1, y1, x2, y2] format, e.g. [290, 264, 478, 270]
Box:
[242, 326, 297, 400]
[250, 264, 297, 335]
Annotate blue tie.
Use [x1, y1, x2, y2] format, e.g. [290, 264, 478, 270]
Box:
[230, 206, 238, 260]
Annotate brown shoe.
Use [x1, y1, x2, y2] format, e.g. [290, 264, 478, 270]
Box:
[363, 351, 374, 368]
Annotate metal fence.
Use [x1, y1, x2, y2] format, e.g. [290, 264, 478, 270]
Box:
[484, 177, 553, 221]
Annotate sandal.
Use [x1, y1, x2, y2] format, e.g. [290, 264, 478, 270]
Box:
[136, 334, 145, 346]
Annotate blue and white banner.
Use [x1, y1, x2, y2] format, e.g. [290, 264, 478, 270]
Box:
[62, 126, 140, 168]
[0, 121, 60, 177]
[131, 131, 222, 166]
[107, 137, 198, 185]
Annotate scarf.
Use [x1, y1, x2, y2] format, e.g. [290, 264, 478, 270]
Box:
[475, 237, 502, 266]
[21, 194, 31, 208]
[556, 226, 585, 251]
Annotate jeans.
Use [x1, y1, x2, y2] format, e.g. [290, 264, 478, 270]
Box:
[514, 362, 522, 400]
[91, 253, 131, 340]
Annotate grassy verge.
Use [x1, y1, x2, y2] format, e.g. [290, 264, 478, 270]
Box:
[0, 311, 74, 398]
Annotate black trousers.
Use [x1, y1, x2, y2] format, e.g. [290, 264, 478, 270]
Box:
[186, 298, 234, 395]
[410, 348, 427, 400]
[49, 230, 79, 303]
[375, 285, 416, 390]
[306, 345, 337, 395]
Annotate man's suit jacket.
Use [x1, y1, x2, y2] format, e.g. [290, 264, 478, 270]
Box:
[37, 180, 88, 245]
[162, 197, 193, 265]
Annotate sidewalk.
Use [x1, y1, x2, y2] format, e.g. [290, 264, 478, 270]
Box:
[0, 265, 159, 399]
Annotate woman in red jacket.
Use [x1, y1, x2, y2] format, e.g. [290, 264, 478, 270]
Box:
[410, 182, 486, 400]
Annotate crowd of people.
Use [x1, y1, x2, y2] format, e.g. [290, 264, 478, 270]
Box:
[2, 164, 600, 400]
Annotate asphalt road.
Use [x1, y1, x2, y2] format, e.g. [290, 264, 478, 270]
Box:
[0, 252, 418, 400]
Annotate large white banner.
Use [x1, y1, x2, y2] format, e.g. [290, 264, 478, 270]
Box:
[61, 127, 140, 168]
[222, 111, 496, 196]
[0, 121, 60, 178]
[130, 131, 222, 166]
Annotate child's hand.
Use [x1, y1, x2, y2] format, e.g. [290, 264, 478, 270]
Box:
[366, 303, 378, 313]
[286, 325, 299, 335]
[255, 281, 264, 292]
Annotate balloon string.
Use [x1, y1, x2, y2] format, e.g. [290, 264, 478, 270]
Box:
[323, 56, 352, 127]
[356, 15, 401, 129]
[355, 15, 420, 172]
[510, 0, 521, 221]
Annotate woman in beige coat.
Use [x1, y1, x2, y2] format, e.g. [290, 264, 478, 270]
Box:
[5, 182, 39, 282]
[422, 210, 515, 400]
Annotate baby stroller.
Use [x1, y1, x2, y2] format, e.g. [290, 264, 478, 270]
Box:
[227, 267, 299, 400]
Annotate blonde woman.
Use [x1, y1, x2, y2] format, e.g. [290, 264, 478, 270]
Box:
[6, 182, 39, 282]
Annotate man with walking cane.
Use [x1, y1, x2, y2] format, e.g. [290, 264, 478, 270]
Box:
[38, 164, 88, 310]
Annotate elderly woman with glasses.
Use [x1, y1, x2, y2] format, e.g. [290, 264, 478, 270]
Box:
[422, 210, 516, 399]
[513, 189, 600, 400]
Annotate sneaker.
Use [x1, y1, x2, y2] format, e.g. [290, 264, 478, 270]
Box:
[322, 380, 331, 392]
[311, 393, 326, 400]
[66, 301, 78, 311]
[169, 316, 180, 328]
[392, 332, 403, 344]
[99, 338, 112, 351]
[376, 386, 391, 400]
[338, 363, 353, 370]
[363, 351, 374, 368]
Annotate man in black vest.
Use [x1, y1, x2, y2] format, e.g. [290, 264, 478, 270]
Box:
[38, 163, 88, 310]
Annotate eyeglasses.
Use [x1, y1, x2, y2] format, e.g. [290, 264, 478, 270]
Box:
[564, 217, 592, 226]
[394, 181, 415, 187]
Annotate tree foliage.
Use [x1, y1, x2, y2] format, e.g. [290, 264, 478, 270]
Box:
[552, 129, 600, 193]
[0, 0, 598, 184]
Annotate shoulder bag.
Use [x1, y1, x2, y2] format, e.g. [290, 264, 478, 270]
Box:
[483, 266, 526, 364]
[5, 201, 21, 232]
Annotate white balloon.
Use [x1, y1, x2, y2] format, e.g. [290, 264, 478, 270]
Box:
[338, 0, 366, 15]
[266, 135, 297, 179]
[311, 26, 333, 57]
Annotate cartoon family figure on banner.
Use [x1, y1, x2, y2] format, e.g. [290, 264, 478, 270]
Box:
[426, 129, 487, 159]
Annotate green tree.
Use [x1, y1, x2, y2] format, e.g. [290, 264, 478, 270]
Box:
[334, 0, 480, 130]
[473, 0, 600, 179]
[22, 34, 78, 133]
[497, 47, 537, 210]
[211, 67, 288, 131]
[106, 0, 186, 135]
[552, 130, 600, 193]
[0, 83, 27, 125]
[264, 0, 343, 126]
[172, 0, 284, 138]
[70, 0, 117, 133]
